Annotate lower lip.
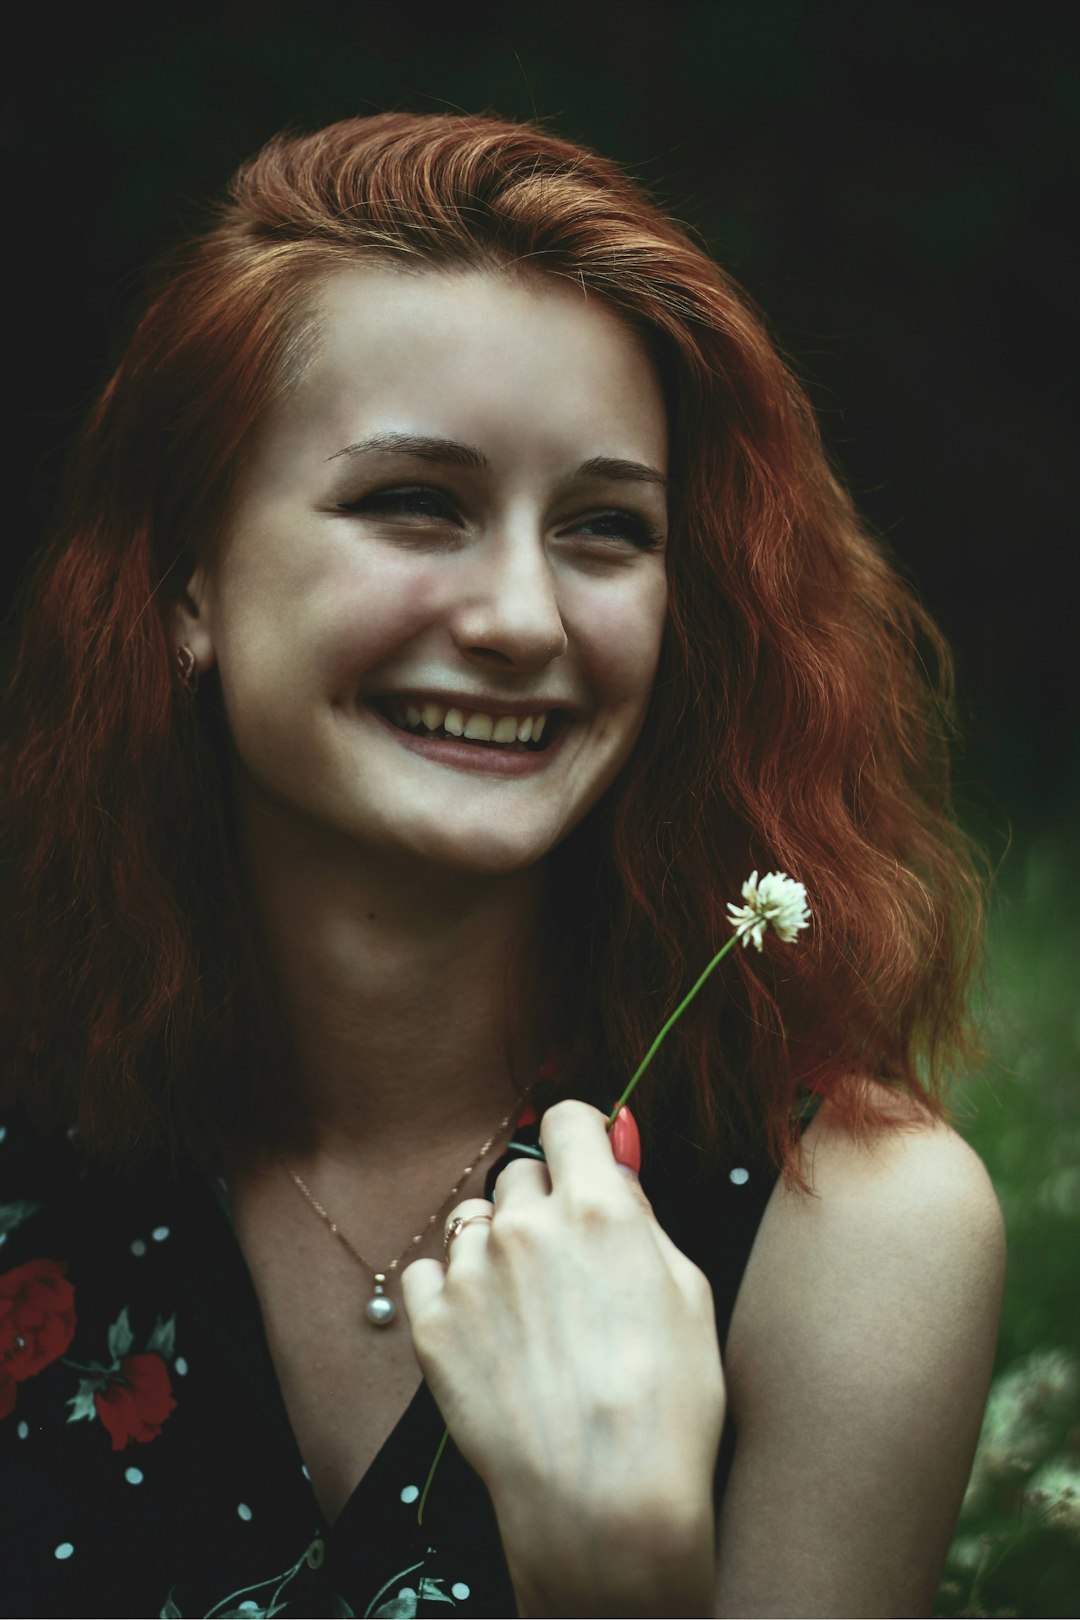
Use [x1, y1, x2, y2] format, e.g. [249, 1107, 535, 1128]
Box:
[365, 704, 570, 777]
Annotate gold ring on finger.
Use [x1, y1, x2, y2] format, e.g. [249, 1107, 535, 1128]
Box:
[444, 1213, 493, 1260]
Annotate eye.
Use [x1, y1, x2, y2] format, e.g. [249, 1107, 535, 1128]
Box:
[336, 484, 459, 521]
[569, 510, 666, 551]
[334, 487, 665, 552]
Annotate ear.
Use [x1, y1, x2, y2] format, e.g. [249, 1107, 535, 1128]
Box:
[169, 563, 217, 676]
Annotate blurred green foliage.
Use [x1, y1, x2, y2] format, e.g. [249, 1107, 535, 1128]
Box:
[936, 819, 1080, 1618]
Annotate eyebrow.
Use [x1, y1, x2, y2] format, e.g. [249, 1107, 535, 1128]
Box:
[326, 431, 667, 490]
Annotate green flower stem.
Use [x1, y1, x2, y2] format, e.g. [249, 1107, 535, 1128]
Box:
[416, 1424, 450, 1525]
[60, 1357, 111, 1377]
[605, 932, 740, 1128]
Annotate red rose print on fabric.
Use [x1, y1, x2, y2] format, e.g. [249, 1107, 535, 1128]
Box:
[66, 1305, 180, 1448]
[95, 1351, 177, 1450]
[0, 1257, 77, 1419]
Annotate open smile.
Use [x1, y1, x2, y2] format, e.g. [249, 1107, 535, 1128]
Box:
[364, 696, 572, 776]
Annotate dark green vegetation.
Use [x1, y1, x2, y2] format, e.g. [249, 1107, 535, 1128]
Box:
[936, 817, 1080, 1618]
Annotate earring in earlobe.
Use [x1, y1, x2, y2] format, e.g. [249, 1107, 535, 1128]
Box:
[175, 644, 200, 700]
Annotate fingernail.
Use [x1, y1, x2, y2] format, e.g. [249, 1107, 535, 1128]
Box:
[610, 1105, 642, 1175]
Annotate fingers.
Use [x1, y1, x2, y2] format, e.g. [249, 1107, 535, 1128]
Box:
[401, 1195, 495, 1321]
[539, 1098, 647, 1200]
[491, 1155, 551, 1205]
[536, 1101, 664, 1242]
[535, 1102, 702, 1278]
[538, 1097, 615, 1179]
[442, 1197, 495, 1258]
[400, 1254, 444, 1321]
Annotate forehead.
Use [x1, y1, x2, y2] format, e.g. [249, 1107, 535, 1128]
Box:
[262, 263, 669, 477]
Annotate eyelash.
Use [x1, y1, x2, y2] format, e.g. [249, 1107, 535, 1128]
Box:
[337, 485, 665, 551]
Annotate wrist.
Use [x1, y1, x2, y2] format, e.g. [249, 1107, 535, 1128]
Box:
[498, 1492, 715, 1618]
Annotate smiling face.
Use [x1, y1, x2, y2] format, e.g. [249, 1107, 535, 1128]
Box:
[177, 265, 670, 877]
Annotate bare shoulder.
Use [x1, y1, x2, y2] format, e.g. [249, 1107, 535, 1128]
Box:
[791, 1080, 1005, 1244]
[715, 1082, 1006, 1618]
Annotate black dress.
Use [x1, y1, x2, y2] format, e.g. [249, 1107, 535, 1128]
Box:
[0, 1096, 816, 1618]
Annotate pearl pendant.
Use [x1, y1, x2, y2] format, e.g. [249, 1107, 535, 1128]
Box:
[366, 1273, 395, 1327]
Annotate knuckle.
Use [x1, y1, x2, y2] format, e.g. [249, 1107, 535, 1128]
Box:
[492, 1159, 540, 1198]
[446, 1196, 493, 1226]
[490, 1206, 540, 1249]
[562, 1188, 620, 1228]
[544, 1097, 604, 1127]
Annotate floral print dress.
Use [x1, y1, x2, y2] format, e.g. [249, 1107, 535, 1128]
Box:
[0, 1098, 811, 1618]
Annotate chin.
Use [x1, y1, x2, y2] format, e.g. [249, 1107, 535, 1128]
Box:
[407, 826, 563, 879]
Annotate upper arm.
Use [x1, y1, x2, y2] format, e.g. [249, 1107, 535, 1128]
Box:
[714, 1092, 1006, 1618]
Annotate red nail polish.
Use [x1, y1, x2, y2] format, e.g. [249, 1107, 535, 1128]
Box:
[610, 1105, 641, 1174]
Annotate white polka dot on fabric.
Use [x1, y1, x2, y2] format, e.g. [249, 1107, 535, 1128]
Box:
[17, 1422, 29, 1440]
[130, 1239, 147, 1256]
[0, 1234, 6, 1248]
[54, 1543, 74, 1560]
[124, 1467, 144, 1485]
[152, 1225, 170, 1242]
[729, 1166, 750, 1185]
[301, 1464, 311, 1480]
[399, 1484, 419, 1504]
[175, 1357, 188, 1376]
[237, 1502, 253, 1521]
[0, 1124, 6, 1142]
[451, 1583, 471, 1600]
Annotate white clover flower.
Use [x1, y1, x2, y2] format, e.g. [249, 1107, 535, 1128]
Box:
[727, 870, 811, 952]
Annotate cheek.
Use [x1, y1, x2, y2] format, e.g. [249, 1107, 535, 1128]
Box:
[216, 544, 445, 696]
[316, 567, 447, 692]
[576, 573, 668, 706]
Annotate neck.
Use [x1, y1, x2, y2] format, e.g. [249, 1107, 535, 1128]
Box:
[236, 788, 549, 1174]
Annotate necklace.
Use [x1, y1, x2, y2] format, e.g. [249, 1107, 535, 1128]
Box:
[286, 1087, 533, 1328]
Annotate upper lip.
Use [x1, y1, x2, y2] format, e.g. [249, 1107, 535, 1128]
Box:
[368, 690, 578, 718]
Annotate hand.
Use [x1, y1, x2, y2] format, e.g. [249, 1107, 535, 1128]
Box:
[401, 1099, 724, 1615]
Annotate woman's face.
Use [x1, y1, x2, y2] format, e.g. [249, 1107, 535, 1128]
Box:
[180, 266, 669, 876]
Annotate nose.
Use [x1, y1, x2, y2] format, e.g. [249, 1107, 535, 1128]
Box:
[448, 529, 569, 671]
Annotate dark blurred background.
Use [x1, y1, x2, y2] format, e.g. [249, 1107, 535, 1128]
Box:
[5, 5, 1080, 1610]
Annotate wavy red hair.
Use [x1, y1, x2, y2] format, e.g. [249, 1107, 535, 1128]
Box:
[1, 113, 984, 1177]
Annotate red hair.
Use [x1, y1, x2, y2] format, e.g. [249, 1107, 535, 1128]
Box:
[1, 113, 984, 1177]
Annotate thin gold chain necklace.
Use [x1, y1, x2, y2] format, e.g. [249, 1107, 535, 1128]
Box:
[286, 1087, 533, 1327]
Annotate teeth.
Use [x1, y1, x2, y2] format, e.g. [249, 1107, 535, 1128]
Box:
[388, 700, 555, 747]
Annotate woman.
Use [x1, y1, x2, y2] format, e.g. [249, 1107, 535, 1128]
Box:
[1, 113, 1004, 1617]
